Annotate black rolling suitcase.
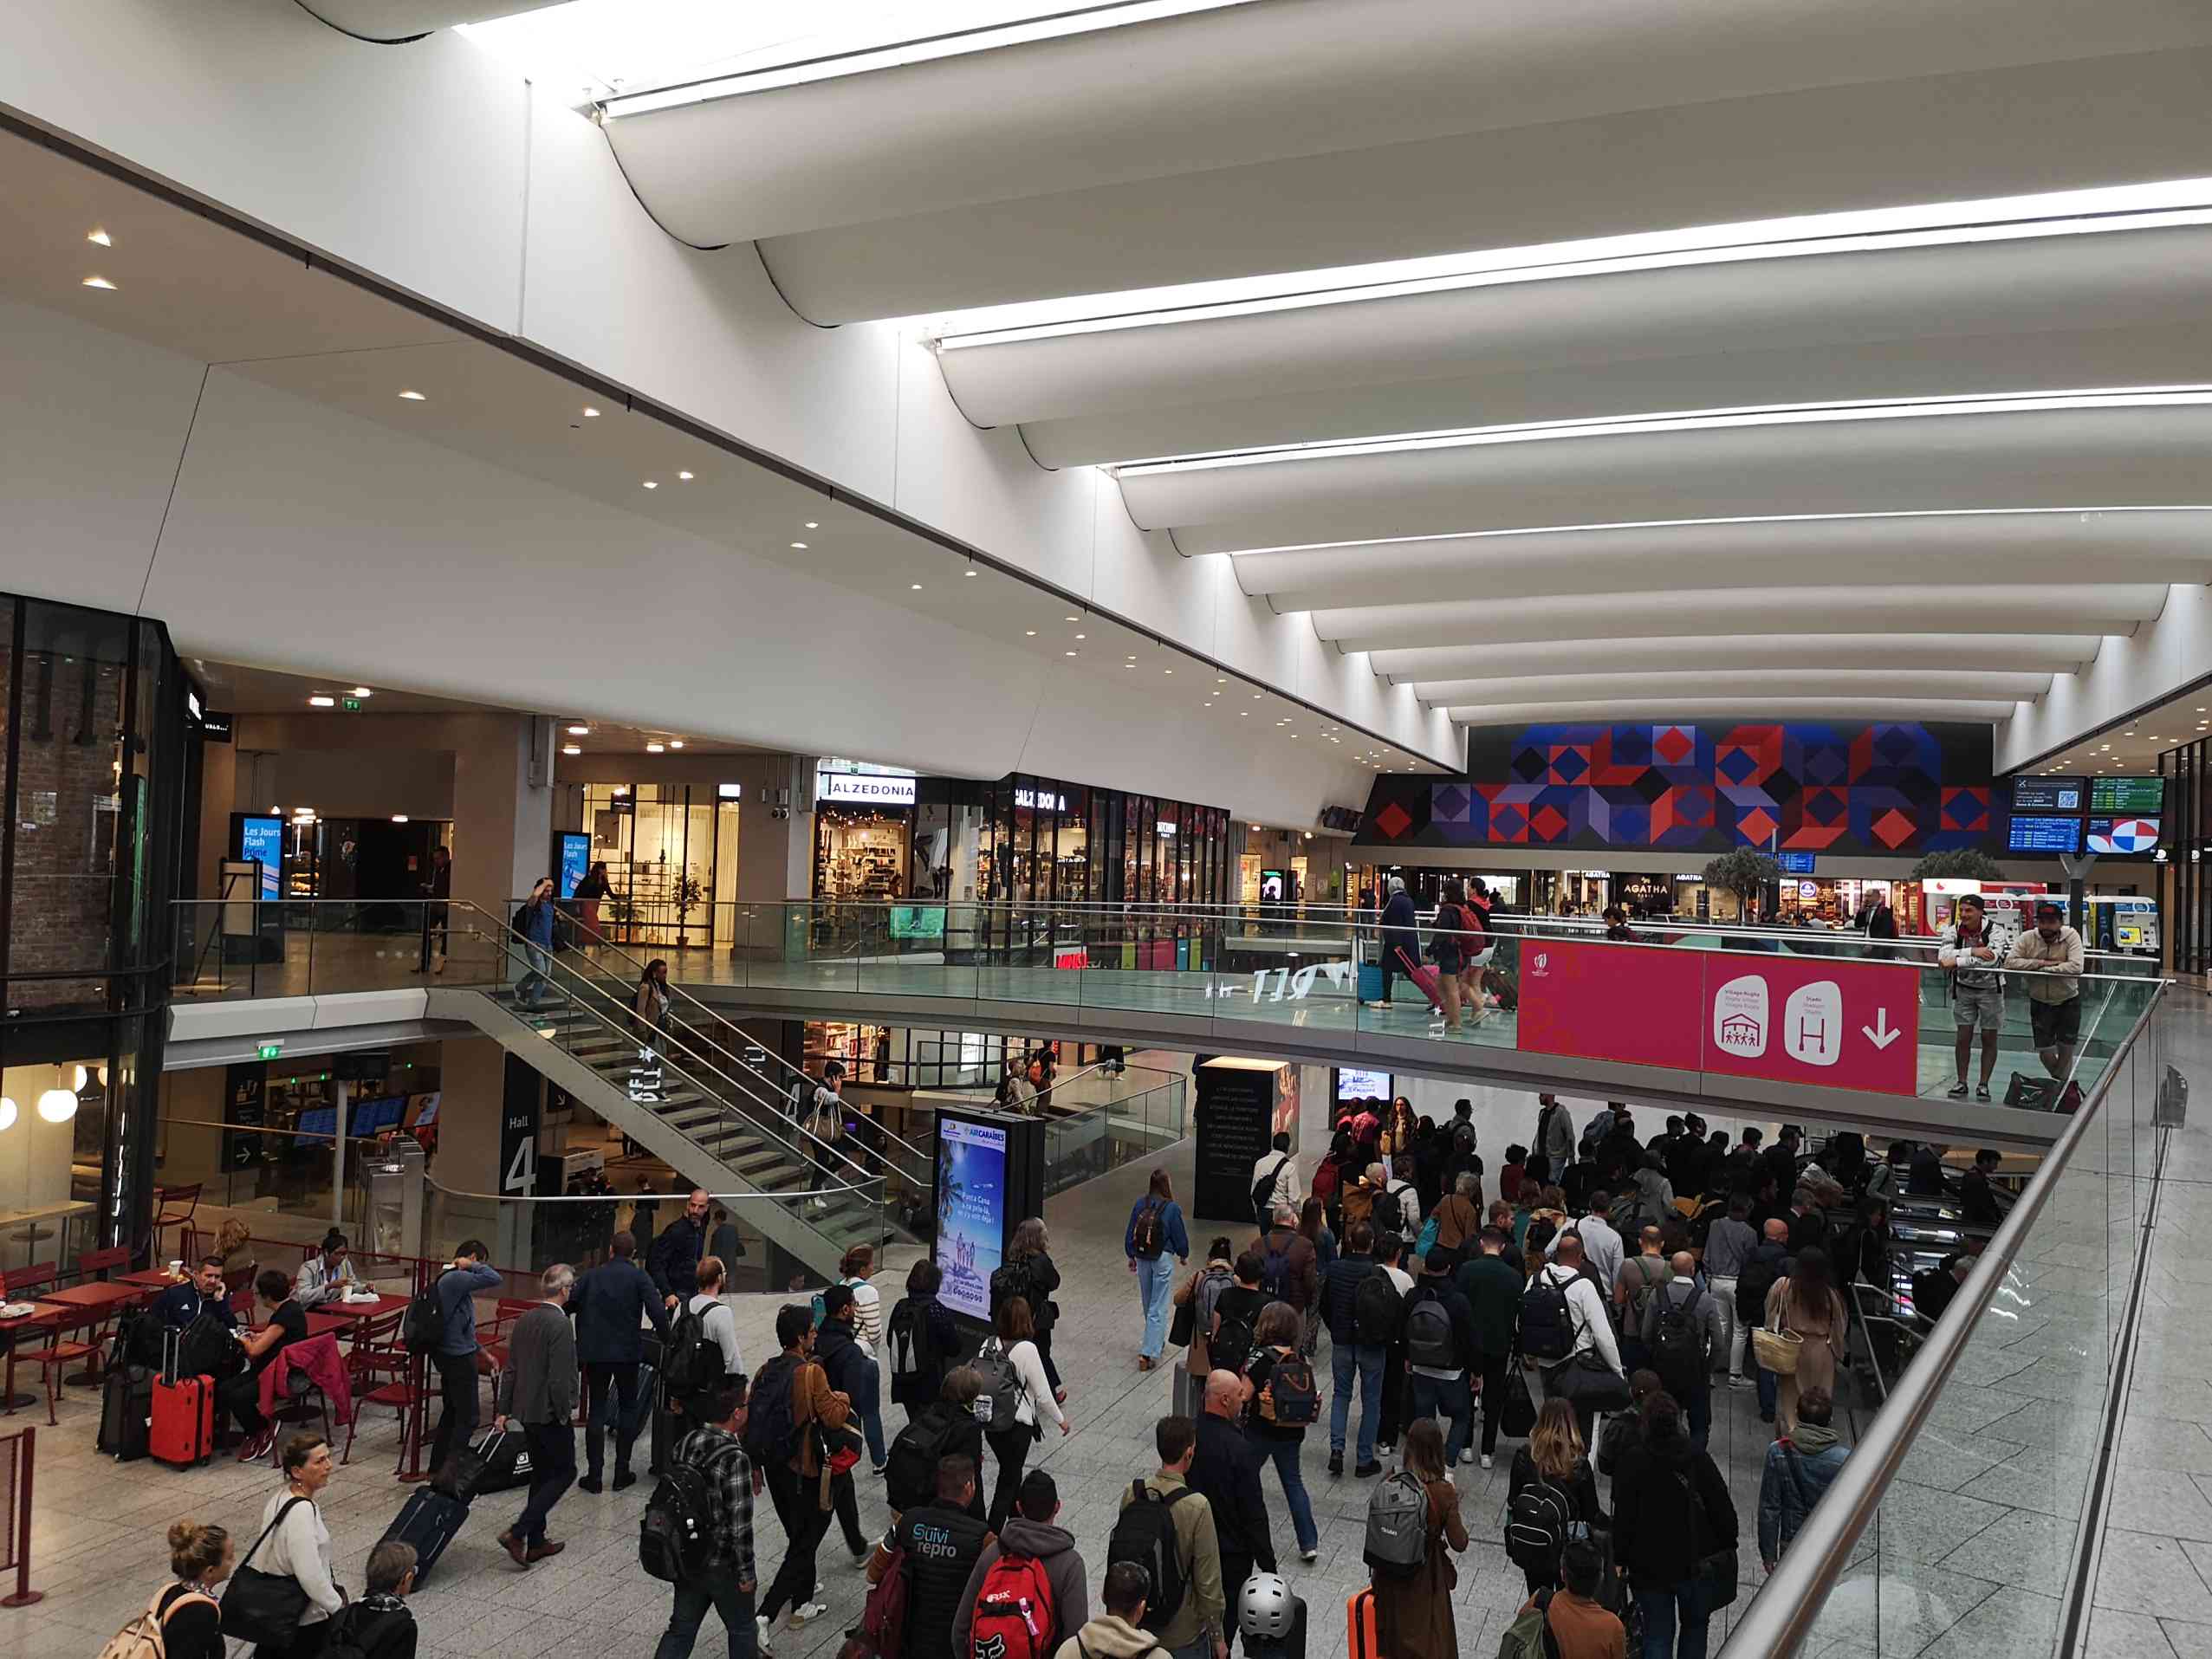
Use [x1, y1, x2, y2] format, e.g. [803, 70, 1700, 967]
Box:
[99, 1363, 153, 1461]
[380, 1487, 470, 1588]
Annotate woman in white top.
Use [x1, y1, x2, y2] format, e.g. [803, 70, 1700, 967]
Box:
[253, 1432, 343, 1656]
[685, 1256, 743, 1382]
[840, 1243, 888, 1474]
[979, 1295, 1069, 1536]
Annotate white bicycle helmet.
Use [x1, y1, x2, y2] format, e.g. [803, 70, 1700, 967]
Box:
[1237, 1571, 1295, 1639]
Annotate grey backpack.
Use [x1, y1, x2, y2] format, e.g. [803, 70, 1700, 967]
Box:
[1363, 1468, 1430, 1578]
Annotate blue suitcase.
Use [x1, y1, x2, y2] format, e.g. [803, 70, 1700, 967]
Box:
[381, 1487, 469, 1586]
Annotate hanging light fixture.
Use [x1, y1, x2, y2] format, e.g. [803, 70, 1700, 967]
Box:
[0, 1098, 16, 1132]
[37, 1087, 78, 1124]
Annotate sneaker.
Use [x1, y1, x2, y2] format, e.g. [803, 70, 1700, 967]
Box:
[1480, 1454, 1494, 1471]
[1729, 1375, 1748, 1389]
[1300, 1548, 1320, 1564]
[1946, 1081, 1969, 1099]
[1376, 1442, 1396, 1456]
[788, 1603, 829, 1630]
[871, 1462, 889, 1477]
[1327, 1451, 1344, 1476]
[613, 1469, 638, 1492]
[756, 1617, 776, 1655]
[1976, 1085, 1992, 1102]
[1354, 1461, 1383, 1478]
[577, 1475, 604, 1494]
[853, 1548, 873, 1569]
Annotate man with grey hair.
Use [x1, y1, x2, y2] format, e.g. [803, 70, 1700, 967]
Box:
[1189, 1371, 1274, 1653]
[495, 1262, 579, 1568]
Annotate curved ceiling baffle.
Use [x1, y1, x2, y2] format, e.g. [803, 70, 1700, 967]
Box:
[302, 0, 564, 41]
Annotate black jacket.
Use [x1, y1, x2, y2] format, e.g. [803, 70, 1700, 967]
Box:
[1508, 1447, 1604, 1530]
[569, 1257, 670, 1365]
[1960, 1169, 2003, 1228]
[1320, 1254, 1378, 1343]
[322, 1597, 417, 1659]
[891, 1500, 993, 1659]
[1735, 1241, 1791, 1321]
[646, 1215, 709, 1299]
[815, 1319, 876, 1403]
[1189, 1410, 1275, 1571]
[1613, 1434, 1739, 1590]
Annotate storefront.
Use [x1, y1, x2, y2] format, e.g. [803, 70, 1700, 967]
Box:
[577, 781, 743, 948]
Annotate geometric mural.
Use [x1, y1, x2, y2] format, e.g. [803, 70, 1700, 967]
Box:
[1363, 721, 1996, 855]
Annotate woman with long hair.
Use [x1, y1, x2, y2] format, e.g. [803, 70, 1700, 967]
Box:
[1243, 1301, 1321, 1562]
[1125, 1168, 1189, 1371]
[1766, 1245, 1851, 1436]
[1508, 1397, 1605, 1594]
[631, 958, 671, 1048]
[572, 859, 611, 945]
[977, 1297, 1068, 1535]
[1296, 1197, 1336, 1356]
[1005, 1217, 1067, 1402]
[1368, 1418, 1468, 1659]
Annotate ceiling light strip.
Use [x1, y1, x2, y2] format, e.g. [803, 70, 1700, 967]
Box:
[923, 177, 2212, 341]
[1115, 389, 2212, 476]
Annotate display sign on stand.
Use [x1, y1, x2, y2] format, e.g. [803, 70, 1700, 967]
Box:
[932, 1107, 1043, 1335]
[1194, 1059, 1298, 1221]
[555, 832, 590, 899]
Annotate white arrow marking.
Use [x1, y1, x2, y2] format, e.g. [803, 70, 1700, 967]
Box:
[1862, 1008, 1901, 1050]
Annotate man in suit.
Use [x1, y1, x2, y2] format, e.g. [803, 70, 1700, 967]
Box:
[569, 1230, 671, 1492]
[1188, 1371, 1274, 1654]
[495, 1264, 579, 1566]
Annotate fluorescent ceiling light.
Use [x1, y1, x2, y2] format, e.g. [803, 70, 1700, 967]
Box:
[1115, 388, 2212, 476]
[464, 0, 1249, 108]
[924, 177, 2212, 343]
[81, 275, 115, 290]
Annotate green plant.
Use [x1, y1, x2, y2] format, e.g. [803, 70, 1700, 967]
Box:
[1910, 847, 2006, 881]
[671, 875, 704, 926]
[607, 891, 639, 929]
[1702, 848, 1783, 900]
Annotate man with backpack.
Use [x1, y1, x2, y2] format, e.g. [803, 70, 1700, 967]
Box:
[421, 1241, 503, 1480]
[885, 1366, 986, 1523]
[1251, 1206, 1318, 1334]
[1612, 1227, 1673, 1375]
[1320, 1220, 1388, 1477]
[869, 1453, 990, 1659]
[1053, 1562, 1157, 1659]
[1509, 1537, 1627, 1659]
[1548, 1193, 1622, 1294]
[751, 1305, 856, 1641]
[1112, 1416, 1227, 1659]
[647, 1379, 756, 1659]
[1249, 1132, 1301, 1227]
[1523, 1235, 1624, 1449]
[1642, 1253, 1723, 1450]
[954, 1468, 1087, 1659]
[1402, 1248, 1479, 1468]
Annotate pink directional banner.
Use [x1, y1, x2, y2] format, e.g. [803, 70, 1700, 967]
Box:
[1699, 954, 1921, 1096]
[1516, 938, 1704, 1072]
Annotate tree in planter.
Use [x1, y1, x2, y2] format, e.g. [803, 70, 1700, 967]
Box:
[671, 875, 705, 940]
[606, 891, 639, 945]
[1702, 849, 1784, 921]
[1910, 848, 2007, 883]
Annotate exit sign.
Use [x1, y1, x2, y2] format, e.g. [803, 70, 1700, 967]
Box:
[256, 1042, 282, 1060]
[341, 696, 363, 712]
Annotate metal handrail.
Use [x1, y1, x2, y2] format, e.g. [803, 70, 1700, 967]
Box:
[1717, 979, 2170, 1657]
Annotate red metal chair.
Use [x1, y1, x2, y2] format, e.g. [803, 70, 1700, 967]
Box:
[339, 1312, 416, 1471]
[228, 1287, 259, 1332]
[23, 1324, 99, 1425]
[71, 1247, 127, 1286]
[152, 1185, 202, 1267]
[0, 1266, 56, 1300]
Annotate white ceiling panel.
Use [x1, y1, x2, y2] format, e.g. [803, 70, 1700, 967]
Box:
[1422, 671, 2050, 709]
[1317, 586, 2165, 654]
[1376, 635, 2104, 684]
[755, 49, 2212, 321]
[1443, 697, 2021, 724]
[1132, 403, 2212, 554]
[1231, 509, 2212, 611]
[304, 0, 566, 40]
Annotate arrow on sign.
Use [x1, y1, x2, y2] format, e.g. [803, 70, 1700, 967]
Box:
[1862, 1008, 1901, 1050]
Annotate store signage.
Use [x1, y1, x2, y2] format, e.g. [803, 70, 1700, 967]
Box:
[341, 696, 363, 712]
[818, 771, 918, 806]
[1701, 956, 1919, 1095]
[1013, 787, 1068, 812]
[717, 783, 743, 800]
[1157, 821, 1176, 836]
[198, 710, 232, 742]
[1210, 961, 1355, 1003]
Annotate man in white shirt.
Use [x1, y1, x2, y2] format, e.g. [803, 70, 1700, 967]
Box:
[1548, 1193, 1624, 1293]
[684, 1256, 743, 1384]
[1532, 1234, 1624, 1447]
[1249, 1133, 1301, 1222]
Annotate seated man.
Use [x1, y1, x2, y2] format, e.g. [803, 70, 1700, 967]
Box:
[152, 1256, 240, 1332]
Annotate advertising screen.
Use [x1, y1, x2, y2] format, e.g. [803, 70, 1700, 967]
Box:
[556, 832, 591, 899]
[240, 816, 282, 901]
[1260, 869, 1286, 902]
[1335, 1067, 1391, 1103]
[934, 1118, 1008, 1320]
[2008, 815, 2084, 855]
[2087, 817, 2161, 856]
[2090, 776, 2164, 814]
[1776, 852, 1815, 874]
[2011, 776, 2086, 814]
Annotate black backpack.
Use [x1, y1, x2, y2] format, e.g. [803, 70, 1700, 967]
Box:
[740, 1353, 802, 1468]
[1504, 1474, 1572, 1573]
[1736, 1249, 1783, 1324]
[1251, 1349, 1320, 1427]
[1260, 1239, 1296, 1305]
[1131, 1201, 1166, 1260]
[885, 1298, 937, 1405]
[639, 1438, 734, 1584]
[401, 1273, 451, 1356]
[1354, 1270, 1404, 1346]
[1250, 1156, 1292, 1226]
[1404, 1288, 1456, 1371]
[884, 1409, 961, 1515]
[989, 1260, 1035, 1321]
[1519, 1271, 1576, 1362]
[1651, 1284, 1707, 1398]
[663, 1306, 720, 1397]
[1210, 1307, 1255, 1378]
[1107, 1480, 1197, 1633]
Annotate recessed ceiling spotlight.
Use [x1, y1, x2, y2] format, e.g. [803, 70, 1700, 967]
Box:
[790, 541, 808, 549]
[391, 814, 410, 824]
[86, 229, 111, 247]
[561, 744, 581, 755]
[397, 389, 425, 400]
[581, 405, 601, 418]
[1074, 633, 1086, 639]
[803, 521, 820, 529]
[1065, 615, 1079, 623]
[351, 687, 373, 697]
[81, 275, 116, 290]
[1065, 650, 1077, 657]
[1164, 669, 1173, 675]
[642, 480, 658, 489]
[965, 567, 977, 576]
[1025, 630, 1037, 636]
[669, 740, 684, 749]
[308, 695, 335, 708]
[646, 742, 665, 753]
[678, 470, 694, 481]
[567, 724, 589, 736]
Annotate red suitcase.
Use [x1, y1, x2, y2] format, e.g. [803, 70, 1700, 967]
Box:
[151, 1328, 216, 1468]
[1390, 947, 1448, 1014]
[1346, 1587, 1378, 1659]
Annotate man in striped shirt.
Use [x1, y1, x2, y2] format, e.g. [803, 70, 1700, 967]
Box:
[652, 1379, 757, 1659]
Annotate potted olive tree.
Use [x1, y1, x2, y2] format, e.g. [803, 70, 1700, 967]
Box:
[1702, 849, 1784, 922]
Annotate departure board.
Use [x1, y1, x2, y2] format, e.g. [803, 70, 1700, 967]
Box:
[2008, 815, 2084, 855]
[2090, 776, 2164, 814]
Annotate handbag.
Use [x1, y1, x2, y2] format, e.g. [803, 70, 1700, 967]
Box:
[1498, 1358, 1539, 1439]
[1543, 1349, 1632, 1415]
[1751, 1326, 1803, 1376]
[1672, 1467, 1740, 1612]
[1168, 1280, 1197, 1349]
[219, 1497, 314, 1644]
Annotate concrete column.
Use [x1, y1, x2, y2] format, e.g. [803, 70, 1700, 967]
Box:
[432, 1034, 509, 1258]
[450, 715, 555, 924]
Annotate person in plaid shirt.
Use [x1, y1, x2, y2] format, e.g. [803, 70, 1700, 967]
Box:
[652, 1380, 758, 1659]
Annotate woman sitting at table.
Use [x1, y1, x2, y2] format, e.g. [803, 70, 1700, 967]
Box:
[294, 1232, 361, 1309]
[219, 1270, 308, 1462]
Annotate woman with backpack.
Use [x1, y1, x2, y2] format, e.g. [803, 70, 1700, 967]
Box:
[1242, 1301, 1322, 1564]
[886, 1259, 963, 1431]
[1764, 1247, 1851, 1437]
[114, 1522, 230, 1659]
[1297, 1199, 1336, 1356]
[1426, 881, 1479, 1032]
[1508, 1399, 1605, 1595]
[1002, 1219, 1066, 1403]
[1171, 1238, 1236, 1416]
[1366, 1418, 1467, 1659]
[976, 1297, 1069, 1535]
[1125, 1169, 1190, 1372]
[1613, 1394, 1739, 1658]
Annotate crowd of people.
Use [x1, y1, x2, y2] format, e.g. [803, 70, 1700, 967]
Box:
[120, 1087, 2004, 1659]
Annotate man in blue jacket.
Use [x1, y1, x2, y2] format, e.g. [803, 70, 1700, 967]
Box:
[1757, 1385, 1851, 1570]
[429, 1240, 505, 1477]
[569, 1229, 671, 1492]
[152, 1256, 239, 1332]
[1373, 877, 1421, 1010]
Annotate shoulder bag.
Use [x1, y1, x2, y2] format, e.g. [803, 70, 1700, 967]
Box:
[220, 1497, 315, 1644]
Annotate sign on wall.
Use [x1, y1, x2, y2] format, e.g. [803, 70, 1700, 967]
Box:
[817, 771, 918, 807]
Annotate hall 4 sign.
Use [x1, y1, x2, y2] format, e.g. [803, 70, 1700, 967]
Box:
[1703, 958, 1919, 1095]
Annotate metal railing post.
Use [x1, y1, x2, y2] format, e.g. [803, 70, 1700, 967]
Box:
[1, 1426, 39, 1608]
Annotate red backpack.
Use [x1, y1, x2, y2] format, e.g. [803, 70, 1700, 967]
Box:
[846, 1545, 908, 1659]
[968, 1549, 1058, 1659]
[1311, 1158, 1341, 1204]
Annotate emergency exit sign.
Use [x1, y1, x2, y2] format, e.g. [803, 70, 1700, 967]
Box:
[256, 1042, 282, 1060]
[341, 696, 363, 711]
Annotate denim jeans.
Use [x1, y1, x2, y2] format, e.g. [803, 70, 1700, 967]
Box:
[1635, 1579, 1711, 1659]
[1682, 1384, 1711, 1452]
[516, 943, 552, 1004]
[652, 1576, 756, 1659]
[1137, 1256, 1177, 1358]
[850, 1358, 886, 1468]
[1261, 1436, 1319, 1552]
[1756, 1363, 1778, 1420]
[1407, 1371, 1473, 1465]
[1328, 1340, 1385, 1462]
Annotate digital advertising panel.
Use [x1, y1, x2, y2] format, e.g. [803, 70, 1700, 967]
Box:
[934, 1117, 1009, 1320]
[2086, 817, 2160, 856]
[2011, 776, 2086, 813]
[555, 832, 591, 899]
[239, 816, 282, 901]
